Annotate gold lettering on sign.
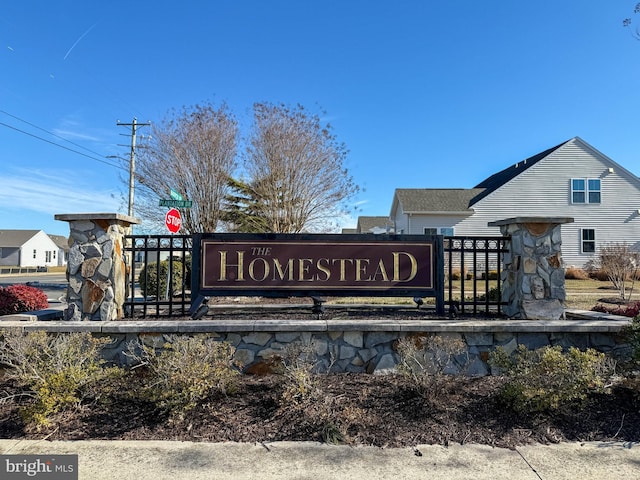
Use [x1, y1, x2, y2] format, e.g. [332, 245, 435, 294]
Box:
[249, 257, 269, 281]
[355, 258, 370, 281]
[298, 258, 313, 281]
[392, 252, 418, 282]
[205, 242, 431, 289]
[218, 250, 246, 281]
[372, 258, 389, 282]
[316, 258, 331, 281]
[332, 258, 354, 282]
[273, 258, 294, 281]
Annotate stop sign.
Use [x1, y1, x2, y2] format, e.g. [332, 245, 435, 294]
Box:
[165, 208, 182, 233]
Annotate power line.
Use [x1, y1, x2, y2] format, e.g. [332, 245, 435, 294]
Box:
[0, 109, 108, 159]
[0, 121, 124, 170]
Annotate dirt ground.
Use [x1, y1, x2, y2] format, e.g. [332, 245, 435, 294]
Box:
[1, 372, 639, 449]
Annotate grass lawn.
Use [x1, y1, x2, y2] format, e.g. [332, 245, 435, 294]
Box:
[326, 278, 639, 312]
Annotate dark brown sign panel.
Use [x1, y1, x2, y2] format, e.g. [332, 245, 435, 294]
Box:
[201, 240, 433, 291]
[192, 233, 444, 314]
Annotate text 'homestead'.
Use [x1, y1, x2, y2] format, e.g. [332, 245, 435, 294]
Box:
[199, 237, 435, 294]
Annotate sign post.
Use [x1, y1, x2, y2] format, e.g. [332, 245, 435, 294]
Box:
[163, 208, 182, 299]
[162, 191, 189, 300]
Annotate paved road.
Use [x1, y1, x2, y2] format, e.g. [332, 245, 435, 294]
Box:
[0, 272, 67, 303]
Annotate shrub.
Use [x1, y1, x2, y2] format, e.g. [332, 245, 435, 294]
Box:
[449, 269, 463, 281]
[489, 344, 614, 413]
[0, 284, 48, 315]
[622, 316, 640, 362]
[565, 267, 589, 280]
[126, 335, 240, 414]
[449, 269, 473, 281]
[273, 342, 354, 444]
[138, 260, 185, 298]
[586, 243, 640, 300]
[277, 341, 320, 405]
[0, 330, 122, 428]
[396, 334, 468, 395]
[592, 302, 640, 318]
[588, 269, 611, 282]
[481, 270, 499, 280]
[476, 287, 500, 303]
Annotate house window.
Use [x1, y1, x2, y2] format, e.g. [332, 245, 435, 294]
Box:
[33, 249, 36, 259]
[571, 178, 601, 204]
[424, 227, 454, 236]
[581, 229, 596, 253]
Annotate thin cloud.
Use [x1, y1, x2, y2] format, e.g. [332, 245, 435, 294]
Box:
[51, 128, 101, 142]
[52, 115, 108, 144]
[4, 169, 121, 215]
[63, 23, 97, 60]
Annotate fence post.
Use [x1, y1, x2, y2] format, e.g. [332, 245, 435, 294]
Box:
[488, 216, 573, 320]
[55, 213, 140, 321]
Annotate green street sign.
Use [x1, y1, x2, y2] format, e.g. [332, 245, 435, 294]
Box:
[170, 189, 184, 201]
[159, 199, 192, 208]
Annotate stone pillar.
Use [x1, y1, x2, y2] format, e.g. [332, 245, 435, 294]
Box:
[488, 217, 574, 321]
[55, 213, 140, 321]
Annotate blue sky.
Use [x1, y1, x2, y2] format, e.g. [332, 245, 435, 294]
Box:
[2, 1, 640, 236]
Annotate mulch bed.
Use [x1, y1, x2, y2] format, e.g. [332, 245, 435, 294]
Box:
[1, 373, 639, 449]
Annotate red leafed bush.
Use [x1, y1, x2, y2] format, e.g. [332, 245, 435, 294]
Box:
[0, 284, 49, 315]
[592, 301, 640, 318]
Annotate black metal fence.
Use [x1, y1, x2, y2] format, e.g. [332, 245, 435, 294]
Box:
[444, 236, 510, 316]
[124, 235, 193, 318]
[123, 234, 509, 318]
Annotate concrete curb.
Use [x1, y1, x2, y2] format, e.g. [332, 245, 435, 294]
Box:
[0, 440, 638, 480]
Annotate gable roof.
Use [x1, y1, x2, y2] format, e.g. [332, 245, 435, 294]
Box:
[48, 234, 70, 251]
[391, 136, 638, 219]
[0, 230, 41, 248]
[357, 216, 392, 233]
[393, 188, 485, 214]
[469, 139, 571, 205]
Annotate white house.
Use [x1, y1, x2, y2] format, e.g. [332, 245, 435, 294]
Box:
[48, 234, 70, 267]
[389, 137, 640, 268]
[0, 230, 66, 268]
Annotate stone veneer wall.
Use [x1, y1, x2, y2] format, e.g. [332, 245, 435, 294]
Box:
[489, 217, 574, 320]
[98, 329, 630, 375]
[55, 213, 139, 321]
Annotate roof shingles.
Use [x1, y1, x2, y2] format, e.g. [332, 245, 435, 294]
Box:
[395, 188, 485, 213]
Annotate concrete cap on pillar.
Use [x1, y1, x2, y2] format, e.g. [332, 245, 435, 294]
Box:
[488, 216, 574, 227]
[55, 213, 141, 226]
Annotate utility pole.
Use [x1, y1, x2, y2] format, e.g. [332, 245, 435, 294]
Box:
[117, 118, 150, 217]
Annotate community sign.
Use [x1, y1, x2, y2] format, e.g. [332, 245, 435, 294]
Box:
[191, 233, 444, 312]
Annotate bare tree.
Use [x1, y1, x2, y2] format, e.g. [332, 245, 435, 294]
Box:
[240, 102, 359, 233]
[623, 3, 640, 39]
[588, 243, 640, 301]
[134, 103, 238, 233]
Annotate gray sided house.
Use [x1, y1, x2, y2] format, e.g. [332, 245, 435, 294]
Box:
[0, 230, 66, 268]
[389, 137, 640, 268]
